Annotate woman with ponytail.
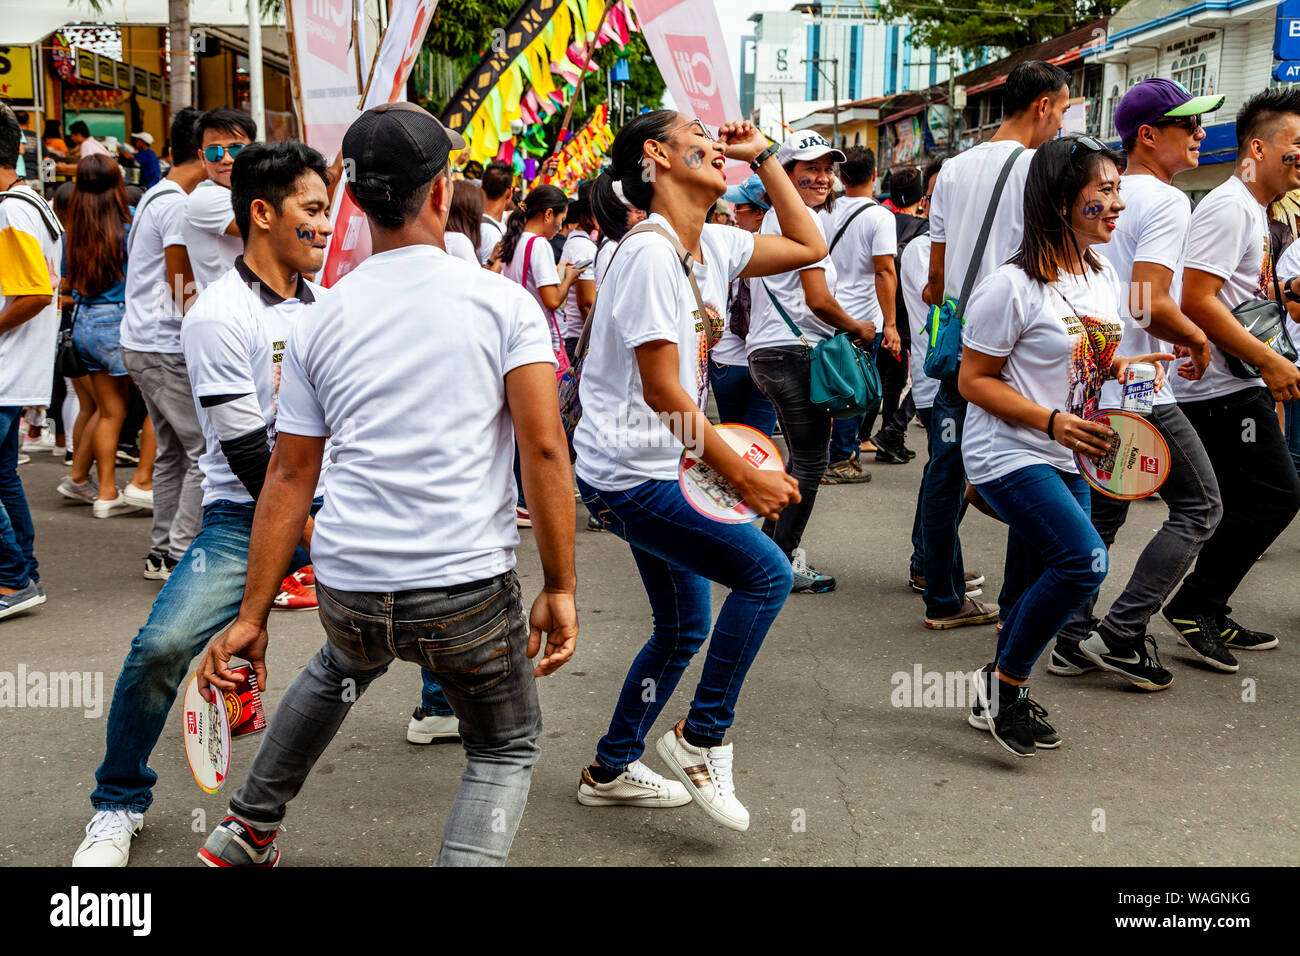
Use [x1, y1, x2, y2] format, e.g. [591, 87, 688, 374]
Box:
[501, 183, 582, 355]
[590, 172, 645, 290]
[572, 110, 825, 832]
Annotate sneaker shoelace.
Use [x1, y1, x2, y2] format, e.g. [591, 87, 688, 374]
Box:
[1022, 697, 1056, 735]
[623, 760, 667, 789]
[706, 749, 736, 797]
[1140, 635, 1165, 669]
[85, 810, 135, 843]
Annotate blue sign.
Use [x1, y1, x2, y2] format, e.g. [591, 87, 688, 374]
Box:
[1275, 59, 1300, 81]
[1277, 0, 1300, 59]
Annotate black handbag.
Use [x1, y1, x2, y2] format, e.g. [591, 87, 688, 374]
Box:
[56, 304, 88, 378]
[1226, 249, 1299, 379]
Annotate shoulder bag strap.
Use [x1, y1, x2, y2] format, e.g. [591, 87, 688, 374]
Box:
[0, 188, 63, 242]
[126, 181, 183, 256]
[954, 146, 1024, 320]
[828, 199, 875, 255]
[759, 280, 811, 348]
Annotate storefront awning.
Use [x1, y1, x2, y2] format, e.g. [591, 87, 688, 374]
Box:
[0, 0, 284, 45]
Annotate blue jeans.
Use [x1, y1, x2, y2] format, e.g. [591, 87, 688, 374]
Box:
[90, 498, 317, 812]
[420, 669, 454, 716]
[920, 377, 968, 616]
[230, 572, 541, 866]
[72, 301, 128, 376]
[976, 465, 1106, 681]
[709, 359, 776, 437]
[576, 476, 792, 772]
[1285, 399, 1300, 475]
[829, 415, 862, 463]
[0, 407, 37, 588]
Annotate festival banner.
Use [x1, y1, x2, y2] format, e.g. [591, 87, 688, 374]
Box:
[631, 0, 748, 183]
[319, 0, 439, 286]
[286, 0, 369, 162]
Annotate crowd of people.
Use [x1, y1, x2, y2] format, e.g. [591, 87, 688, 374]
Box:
[0, 57, 1297, 866]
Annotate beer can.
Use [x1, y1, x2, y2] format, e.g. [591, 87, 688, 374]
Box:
[1120, 362, 1157, 416]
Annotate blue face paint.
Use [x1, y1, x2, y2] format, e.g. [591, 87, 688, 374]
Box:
[296, 224, 317, 244]
[684, 147, 706, 170]
[797, 176, 814, 189]
[1081, 199, 1103, 220]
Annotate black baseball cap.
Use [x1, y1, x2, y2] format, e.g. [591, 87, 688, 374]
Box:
[342, 102, 466, 200]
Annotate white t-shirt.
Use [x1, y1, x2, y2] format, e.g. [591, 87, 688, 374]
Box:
[0, 185, 61, 405]
[962, 262, 1125, 484]
[504, 230, 562, 350]
[594, 237, 617, 290]
[745, 204, 838, 352]
[276, 244, 555, 591]
[1174, 174, 1269, 401]
[77, 137, 109, 159]
[711, 278, 750, 367]
[1095, 174, 1189, 409]
[574, 214, 754, 490]
[120, 180, 188, 354]
[901, 234, 939, 410]
[445, 230, 479, 265]
[477, 213, 505, 265]
[929, 140, 1033, 300]
[1274, 239, 1300, 368]
[181, 265, 325, 508]
[183, 180, 242, 291]
[820, 197, 897, 326]
[559, 229, 597, 339]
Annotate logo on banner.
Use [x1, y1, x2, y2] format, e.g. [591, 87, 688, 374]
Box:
[304, 0, 353, 66]
[666, 33, 724, 119]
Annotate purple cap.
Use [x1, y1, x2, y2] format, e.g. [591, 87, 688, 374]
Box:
[1114, 78, 1225, 143]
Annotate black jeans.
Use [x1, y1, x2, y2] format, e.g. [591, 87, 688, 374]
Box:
[859, 344, 909, 440]
[1168, 386, 1300, 618]
[748, 345, 831, 558]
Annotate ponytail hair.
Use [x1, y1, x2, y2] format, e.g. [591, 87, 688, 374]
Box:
[499, 183, 569, 266]
[592, 171, 634, 240]
[603, 108, 677, 212]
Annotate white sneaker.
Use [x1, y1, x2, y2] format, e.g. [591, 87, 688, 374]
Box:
[120, 482, 154, 511]
[406, 707, 460, 744]
[655, 719, 750, 831]
[92, 493, 144, 519]
[56, 475, 98, 504]
[72, 810, 144, 867]
[577, 759, 692, 808]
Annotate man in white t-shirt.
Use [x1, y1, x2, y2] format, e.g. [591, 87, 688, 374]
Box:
[1165, 87, 1300, 657]
[54, 120, 109, 176]
[195, 103, 577, 868]
[73, 141, 333, 868]
[183, 109, 256, 295]
[119, 107, 210, 583]
[478, 160, 513, 266]
[820, 145, 899, 477]
[0, 109, 61, 622]
[917, 60, 1070, 631]
[1049, 79, 1228, 686]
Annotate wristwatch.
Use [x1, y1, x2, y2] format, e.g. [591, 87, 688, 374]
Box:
[750, 143, 780, 171]
[1285, 277, 1300, 304]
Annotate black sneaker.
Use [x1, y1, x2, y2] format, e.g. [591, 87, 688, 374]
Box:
[1079, 625, 1173, 691]
[873, 441, 909, 464]
[143, 552, 167, 581]
[1162, 608, 1239, 673]
[1046, 638, 1100, 676]
[903, 446, 917, 460]
[972, 667, 1036, 757]
[969, 663, 1060, 749]
[115, 447, 140, 467]
[1217, 614, 1278, 651]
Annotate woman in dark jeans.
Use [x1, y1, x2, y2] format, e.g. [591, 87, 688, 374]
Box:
[572, 111, 821, 830]
[744, 133, 877, 594]
[958, 135, 1174, 757]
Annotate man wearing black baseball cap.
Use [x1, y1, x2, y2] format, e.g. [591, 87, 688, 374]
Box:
[196, 101, 578, 866]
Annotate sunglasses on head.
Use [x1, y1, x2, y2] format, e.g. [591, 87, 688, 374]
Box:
[1069, 134, 1107, 157]
[202, 143, 247, 163]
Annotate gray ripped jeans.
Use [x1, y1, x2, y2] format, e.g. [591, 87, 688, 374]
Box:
[228, 570, 542, 866]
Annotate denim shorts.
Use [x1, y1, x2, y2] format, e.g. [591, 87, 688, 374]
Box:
[72, 301, 128, 376]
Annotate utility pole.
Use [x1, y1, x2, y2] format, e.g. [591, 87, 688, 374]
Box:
[905, 55, 958, 151]
[801, 56, 840, 146]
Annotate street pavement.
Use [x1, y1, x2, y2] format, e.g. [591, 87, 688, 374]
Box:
[2, 427, 1296, 867]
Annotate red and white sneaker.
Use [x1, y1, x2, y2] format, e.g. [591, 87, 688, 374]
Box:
[516, 507, 532, 528]
[198, 815, 280, 867]
[272, 575, 318, 611]
[291, 565, 316, 589]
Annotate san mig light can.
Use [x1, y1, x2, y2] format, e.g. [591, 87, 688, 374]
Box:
[1121, 362, 1157, 416]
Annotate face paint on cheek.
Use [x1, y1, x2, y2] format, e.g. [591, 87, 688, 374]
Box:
[1283, 151, 1300, 167]
[295, 223, 317, 245]
[683, 147, 706, 170]
[797, 177, 814, 189]
[1081, 199, 1104, 220]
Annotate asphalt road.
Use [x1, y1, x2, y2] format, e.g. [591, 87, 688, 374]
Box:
[2, 427, 1296, 867]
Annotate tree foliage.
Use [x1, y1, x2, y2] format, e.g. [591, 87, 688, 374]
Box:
[878, 0, 1117, 59]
